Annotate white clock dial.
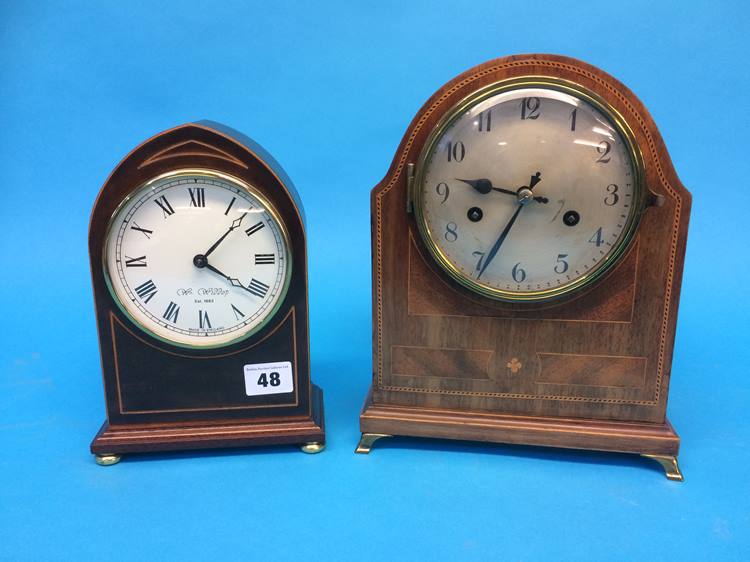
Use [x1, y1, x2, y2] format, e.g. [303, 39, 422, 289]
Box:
[104, 170, 291, 347]
[416, 84, 642, 301]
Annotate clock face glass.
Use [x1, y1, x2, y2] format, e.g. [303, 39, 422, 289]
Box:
[104, 170, 291, 347]
[416, 82, 642, 301]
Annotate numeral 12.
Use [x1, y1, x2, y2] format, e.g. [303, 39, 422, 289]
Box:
[188, 187, 206, 207]
[520, 97, 540, 120]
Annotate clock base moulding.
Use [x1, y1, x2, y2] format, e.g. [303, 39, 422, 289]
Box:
[91, 385, 325, 464]
[356, 391, 682, 481]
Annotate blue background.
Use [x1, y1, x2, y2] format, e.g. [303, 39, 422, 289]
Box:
[1, 1, 748, 560]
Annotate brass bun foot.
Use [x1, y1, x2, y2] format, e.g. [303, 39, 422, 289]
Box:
[95, 454, 121, 466]
[642, 454, 683, 481]
[301, 442, 325, 454]
[355, 433, 391, 454]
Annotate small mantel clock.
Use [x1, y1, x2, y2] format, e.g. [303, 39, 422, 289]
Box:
[89, 121, 324, 464]
[357, 54, 690, 480]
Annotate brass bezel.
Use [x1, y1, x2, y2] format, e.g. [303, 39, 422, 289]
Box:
[102, 168, 293, 349]
[413, 76, 647, 302]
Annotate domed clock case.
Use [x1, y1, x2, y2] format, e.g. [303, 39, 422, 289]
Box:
[357, 55, 690, 480]
[89, 122, 324, 464]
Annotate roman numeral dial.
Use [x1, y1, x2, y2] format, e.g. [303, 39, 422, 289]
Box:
[134, 279, 158, 303]
[188, 187, 206, 207]
[154, 195, 175, 218]
[198, 310, 211, 329]
[247, 279, 270, 298]
[163, 301, 180, 323]
[106, 172, 290, 348]
[245, 221, 265, 237]
[124, 255, 147, 268]
[255, 253, 275, 265]
[130, 222, 153, 238]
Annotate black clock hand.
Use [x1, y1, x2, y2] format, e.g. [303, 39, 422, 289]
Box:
[203, 262, 254, 294]
[456, 177, 504, 195]
[203, 212, 248, 258]
[477, 172, 542, 279]
[456, 177, 548, 204]
[477, 204, 524, 280]
[527, 171, 542, 189]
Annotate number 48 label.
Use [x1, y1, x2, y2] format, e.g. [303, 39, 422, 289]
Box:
[243, 361, 294, 396]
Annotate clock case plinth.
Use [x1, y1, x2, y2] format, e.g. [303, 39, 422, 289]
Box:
[359, 54, 690, 480]
[91, 384, 325, 457]
[89, 121, 324, 460]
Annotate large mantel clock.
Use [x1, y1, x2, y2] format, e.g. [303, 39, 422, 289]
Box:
[89, 121, 324, 464]
[357, 54, 690, 480]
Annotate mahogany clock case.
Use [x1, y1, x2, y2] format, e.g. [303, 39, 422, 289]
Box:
[359, 54, 690, 476]
[89, 121, 324, 457]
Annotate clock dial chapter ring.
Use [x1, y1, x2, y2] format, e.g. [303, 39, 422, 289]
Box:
[102, 169, 293, 349]
[412, 76, 646, 303]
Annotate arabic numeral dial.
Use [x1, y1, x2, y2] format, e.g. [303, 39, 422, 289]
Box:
[417, 84, 640, 300]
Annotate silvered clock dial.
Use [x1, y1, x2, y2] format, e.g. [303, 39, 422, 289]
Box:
[414, 79, 645, 301]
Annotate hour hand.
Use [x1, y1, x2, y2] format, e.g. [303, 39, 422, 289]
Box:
[204, 263, 250, 293]
[456, 178, 548, 203]
[456, 178, 512, 196]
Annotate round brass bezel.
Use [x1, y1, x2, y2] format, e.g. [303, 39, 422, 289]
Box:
[413, 76, 647, 302]
[102, 168, 293, 349]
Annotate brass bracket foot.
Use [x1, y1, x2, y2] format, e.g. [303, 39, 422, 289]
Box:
[301, 442, 325, 454]
[355, 433, 391, 454]
[95, 454, 121, 466]
[642, 454, 683, 481]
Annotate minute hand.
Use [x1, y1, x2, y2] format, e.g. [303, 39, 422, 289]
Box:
[477, 204, 524, 280]
[203, 212, 248, 258]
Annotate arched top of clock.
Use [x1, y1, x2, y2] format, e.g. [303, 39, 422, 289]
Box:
[374, 53, 690, 208]
[194, 120, 306, 225]
[137, 138, 249, 170]
[371, 53, 691, 310]
[89, 122, 311, 356]
[90, 121, 306, 245]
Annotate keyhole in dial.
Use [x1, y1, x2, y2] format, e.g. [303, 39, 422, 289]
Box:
[563, 210, 580, 226]
[467, 207, 483, 222]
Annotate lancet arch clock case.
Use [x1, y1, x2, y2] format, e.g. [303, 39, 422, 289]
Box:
[89, 121, 324, 464]
[357, 54, 690, 480]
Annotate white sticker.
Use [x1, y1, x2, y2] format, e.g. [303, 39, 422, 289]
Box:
[243, 361, 294, 396]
